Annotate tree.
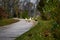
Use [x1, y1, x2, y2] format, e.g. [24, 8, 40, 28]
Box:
[27, 2, 33, 17]
[13, 0, 19, 18]
[37, 0, 48, 20]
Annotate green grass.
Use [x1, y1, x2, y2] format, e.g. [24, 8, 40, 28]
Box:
[15, 18, 56, 40]
[0, 19, 19, 26]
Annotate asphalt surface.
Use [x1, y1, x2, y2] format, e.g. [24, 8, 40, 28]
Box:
[0, 19, 35, 40]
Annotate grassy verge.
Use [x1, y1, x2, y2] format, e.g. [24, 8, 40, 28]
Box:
[0, 19, 19, 26]
[15, 18, 56, 40]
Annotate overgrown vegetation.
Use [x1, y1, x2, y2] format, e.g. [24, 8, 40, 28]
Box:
[37, 0, 60, 24]
[37, 0, 60, 40]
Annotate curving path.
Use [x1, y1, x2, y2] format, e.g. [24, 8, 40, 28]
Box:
[0, 19, 35, 40]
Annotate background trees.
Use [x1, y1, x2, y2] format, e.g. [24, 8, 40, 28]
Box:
[0, 0, 39, 19]
[37, 0, 60, 24]
[0, 0, 20, 18]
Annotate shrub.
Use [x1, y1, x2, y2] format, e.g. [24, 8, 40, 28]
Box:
[0, 7, 8, 19]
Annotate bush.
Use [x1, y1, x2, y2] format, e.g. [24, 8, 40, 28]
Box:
[0, 7, 8, 19]
[22, 10, 29, 19]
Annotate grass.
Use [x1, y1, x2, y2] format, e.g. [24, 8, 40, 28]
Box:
[15, 18, 56, 40]
[0, 19, 19, 26]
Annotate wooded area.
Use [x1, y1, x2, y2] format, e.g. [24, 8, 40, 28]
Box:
[0, 0, 38, 19]
[37, 0, 60, 40]
[37, 0, 60, 24]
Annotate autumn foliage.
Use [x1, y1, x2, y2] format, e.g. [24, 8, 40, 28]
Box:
[0, 7, 8, 19]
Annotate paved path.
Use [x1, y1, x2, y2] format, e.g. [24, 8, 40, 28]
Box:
[0, 19, 35, 40]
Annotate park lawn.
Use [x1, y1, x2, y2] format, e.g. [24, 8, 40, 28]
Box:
[0, 19, 19, 26]
[15, 19, 55, 40]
